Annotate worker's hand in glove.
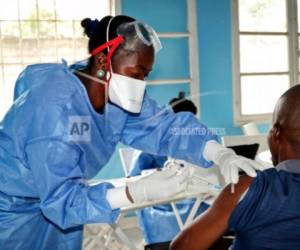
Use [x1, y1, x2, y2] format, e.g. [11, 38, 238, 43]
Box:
[204, 140, 265, 184]
[126, 166, 190, 204]
[165, 159, 222, 202]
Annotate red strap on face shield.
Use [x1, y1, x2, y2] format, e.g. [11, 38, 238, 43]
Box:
[91, 35, 124, 80]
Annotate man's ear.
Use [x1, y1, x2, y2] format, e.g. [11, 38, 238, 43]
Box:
[94, 52, 107, 70]
[272, 123, 282, 143]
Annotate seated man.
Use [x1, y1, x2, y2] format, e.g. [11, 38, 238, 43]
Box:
[171, 85, 300, 250]
[128, 93, 212, 250]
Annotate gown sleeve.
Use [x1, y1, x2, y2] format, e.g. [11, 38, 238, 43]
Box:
[25, 139, 120, 229]
[121, 94, 219, 168]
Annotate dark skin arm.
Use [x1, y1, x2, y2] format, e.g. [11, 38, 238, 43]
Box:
[170, 176, 253, 250]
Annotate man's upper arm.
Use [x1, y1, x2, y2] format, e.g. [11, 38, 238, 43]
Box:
[171, 175, 253, 250]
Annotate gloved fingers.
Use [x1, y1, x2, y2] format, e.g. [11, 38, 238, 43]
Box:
[160, 166, 179, 179]
[177, 166, 190, 181]
[163, 159, 173, 168]
[172, 167, 190, 185]
[164, 159, 178, 168]
[230, 166, 239, 184]
[164, 160, 182, 172]
[249, 159, 266, 171]
[223, 167, 232, 185]
[237, 161, 257, 178]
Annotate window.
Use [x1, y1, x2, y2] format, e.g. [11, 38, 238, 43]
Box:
[233, 0, 299, 123]
[0, 0, 115, 119]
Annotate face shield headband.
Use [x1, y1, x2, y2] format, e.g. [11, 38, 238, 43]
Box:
[91, 35, 124, 81]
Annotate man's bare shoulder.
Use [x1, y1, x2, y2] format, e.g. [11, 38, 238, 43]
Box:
[212, 175, 254, 215]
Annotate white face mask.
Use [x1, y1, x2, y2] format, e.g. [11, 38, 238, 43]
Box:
[108, 73, 146, 113]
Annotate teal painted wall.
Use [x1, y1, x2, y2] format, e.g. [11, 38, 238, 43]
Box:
[197, 0, 270, 135]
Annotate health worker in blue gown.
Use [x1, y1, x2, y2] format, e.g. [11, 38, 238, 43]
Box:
[129, 93, 209, 250]
[0, 15, 263, 250]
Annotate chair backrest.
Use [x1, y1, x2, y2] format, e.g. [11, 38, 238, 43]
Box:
[221, 134, 268, 154]
[119, 148, 137, 176]
[241, 122, 260, 136]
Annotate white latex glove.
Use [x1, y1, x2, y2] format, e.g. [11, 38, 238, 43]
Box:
[127, 166, 190, 203]
[165, 159, 222, 202]
[204, 140, 264, 184]
[163, 158, 185, 171]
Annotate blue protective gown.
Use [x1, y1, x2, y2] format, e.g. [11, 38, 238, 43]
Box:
[0, 60, 217, 250]
[229, 160, 300, 250]
[129, 152, 209, 244]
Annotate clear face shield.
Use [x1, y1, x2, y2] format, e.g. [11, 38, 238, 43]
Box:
[116, 21, 162, 54]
